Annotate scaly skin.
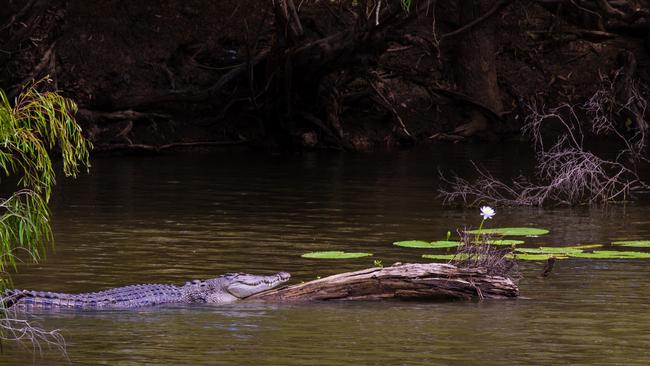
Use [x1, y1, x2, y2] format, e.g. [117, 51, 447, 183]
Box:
[3, 272, 290, 310]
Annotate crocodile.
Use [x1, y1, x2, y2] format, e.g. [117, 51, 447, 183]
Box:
[2, 272, 290, 310]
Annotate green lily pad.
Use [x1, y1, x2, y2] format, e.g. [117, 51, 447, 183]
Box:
[393, 240, 460, 249]
[516, 247, 583, 255]
[475, 239, 525, 246]
[506, 253, 567, 261]
[568, 244, 604, 249]
[466, 227, 550, 236]
[301, 251, 373, 259]
[422, 253, 473, 261]
[568, 250, 650, 259]
[393, 240, 429, 248]
[428, 240, 462, 248]
[611, 240, 650, 248]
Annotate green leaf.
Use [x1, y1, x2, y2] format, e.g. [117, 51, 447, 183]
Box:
[393, 240, 429, 248]
[476, 239, 525, 246]
[466, 227, 549, 236]
[506, 253, 567, 261]
[0, 80, 92, 288]
[422, 254, 471, 261]
[301, 251, 373, 259]
[516, 247, 583, 254]
[568, 244, 603, 249]
[18, 220, 24, 244]
[611, 240, 650, 248]
[393, 240, 460, 249]
[569, 251, 650, 259]
[400, 0, 412, 13]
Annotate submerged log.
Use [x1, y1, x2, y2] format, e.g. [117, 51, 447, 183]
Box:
[248, 263, 518, 302]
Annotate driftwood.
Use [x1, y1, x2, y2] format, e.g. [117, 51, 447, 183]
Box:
[247, 263, 518, 302]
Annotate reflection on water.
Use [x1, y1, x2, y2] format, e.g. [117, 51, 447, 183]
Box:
[2, 145, 650, 365]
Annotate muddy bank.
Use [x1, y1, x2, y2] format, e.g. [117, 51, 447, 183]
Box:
[1, 1, 648, 151]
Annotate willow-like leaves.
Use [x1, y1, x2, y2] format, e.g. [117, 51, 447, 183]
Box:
[0, 79, 91, 353]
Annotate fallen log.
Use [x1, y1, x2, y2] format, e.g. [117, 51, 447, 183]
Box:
[247, 262, 518, 302]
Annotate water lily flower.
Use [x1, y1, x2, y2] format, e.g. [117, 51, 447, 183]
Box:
[480, 206, 495, 220]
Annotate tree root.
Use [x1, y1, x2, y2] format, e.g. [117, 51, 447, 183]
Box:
[92, 140, 248, 153]
[77, 109, 170, 122]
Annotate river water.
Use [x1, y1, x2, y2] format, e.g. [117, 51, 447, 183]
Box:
[2, 145, 650, 365]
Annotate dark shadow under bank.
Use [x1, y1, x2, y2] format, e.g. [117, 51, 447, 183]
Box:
[1, 1, 648, 151]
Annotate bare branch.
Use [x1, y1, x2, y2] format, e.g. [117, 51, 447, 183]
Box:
[0, 313, 67, 359]
[439, 77, 649, 206]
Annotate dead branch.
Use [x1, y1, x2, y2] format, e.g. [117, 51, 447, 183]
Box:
[611, 51, 648, 135]
[247, 262, 519, 302]
[0, 314, 67, 359]
[453, 231, 518, 279]
[439, 81, 649, 206]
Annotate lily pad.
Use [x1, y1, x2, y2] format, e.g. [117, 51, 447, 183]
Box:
[568, 250, 650, 259]
[301, 251, 373, 259]
[422, 253, 472, 261]
[422, 254, 454, 261]
[611, 240, 650, 248]
[466, 227, 550, 236]
[516, 247, 583, 255]
[568, 244, 604, 249]
[475, 239, 525, 246]
[506, 253, 567, 261]
[393, 240, 460, 249]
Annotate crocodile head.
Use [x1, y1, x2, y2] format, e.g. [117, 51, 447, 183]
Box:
[223, 272, 291, 299]
[188, 272, 290, 303]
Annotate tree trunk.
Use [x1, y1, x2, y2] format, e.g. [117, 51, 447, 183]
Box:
[452, 0, 503, 137]
[246, 262, 519, 302]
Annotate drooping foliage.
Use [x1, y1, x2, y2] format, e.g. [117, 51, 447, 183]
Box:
[0, 79, 91, 283]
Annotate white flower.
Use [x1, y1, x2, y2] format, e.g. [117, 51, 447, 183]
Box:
[480, 206, 495, 220]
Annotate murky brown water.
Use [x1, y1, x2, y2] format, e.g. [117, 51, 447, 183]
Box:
[2, 145, 650, 365]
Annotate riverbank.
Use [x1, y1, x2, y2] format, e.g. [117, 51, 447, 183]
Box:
[2, 1, 648, 151]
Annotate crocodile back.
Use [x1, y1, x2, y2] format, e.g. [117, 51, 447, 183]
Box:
[5, 284, 185, 310]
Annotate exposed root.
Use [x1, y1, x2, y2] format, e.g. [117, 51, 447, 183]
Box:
[92, 140, 248, 153]
[6, 44, 56, 101]
[367, 73, 413, 139]
[439, 0, 514, 42]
